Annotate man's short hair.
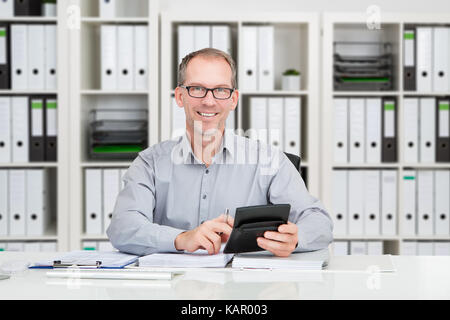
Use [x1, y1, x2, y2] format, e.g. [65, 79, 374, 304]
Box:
[177, 48, 237, 88]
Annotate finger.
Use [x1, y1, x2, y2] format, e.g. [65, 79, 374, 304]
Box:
[204, 221, 233, 236]
[257, 237, 293, 257]
[214, 214, 235, 228]
[204, 230, 222, 254]
[198, 235, 215, 255]
[263, 231, 292, 243]
[278, 222, 298, 234]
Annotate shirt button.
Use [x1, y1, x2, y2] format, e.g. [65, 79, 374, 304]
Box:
[202, 194, 207, 199]
[205, 169, 209, 174]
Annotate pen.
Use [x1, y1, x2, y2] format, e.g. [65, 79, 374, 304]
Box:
[218, 208, 230, 236]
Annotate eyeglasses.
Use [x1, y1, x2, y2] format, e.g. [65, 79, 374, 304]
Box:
[179, 85, 235, 100]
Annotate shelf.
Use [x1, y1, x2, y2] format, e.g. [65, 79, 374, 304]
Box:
[332, 163, 400, 169]
[0, 90, 58, 95]
[333, 91, 400, 96]
[0, 17, 57, 23]
[81, 234, 109, 241]
[401, 236, 450, 241]
[0, 162, 59, 168]
[402, 163, 450, 169]
[333, 235, 400, 241]
[81, 162, 132, 168]
[403, 92, 450, 96]
[81, 17, 149, 24]
[240, 90, 309, 96]
[81, 90, 148, 95]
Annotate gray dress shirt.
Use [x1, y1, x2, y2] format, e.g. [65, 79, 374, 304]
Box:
[107, 130, 333, 255]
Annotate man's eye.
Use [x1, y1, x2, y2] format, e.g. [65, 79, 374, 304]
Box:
[215, 88, 225, 93]
[192, 86, 204, 91]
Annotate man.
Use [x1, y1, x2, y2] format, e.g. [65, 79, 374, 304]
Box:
[107, 48, 333, 257]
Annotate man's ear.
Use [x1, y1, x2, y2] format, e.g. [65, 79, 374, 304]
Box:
[174, 86, 184, 108]
[231, 89, 239, 110]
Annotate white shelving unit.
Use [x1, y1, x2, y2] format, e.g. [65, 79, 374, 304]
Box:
[322, 13, 450, 255]
[0, 3, 70, 250]
[160, 12, 320, 197]
[67, 0, 160, 250]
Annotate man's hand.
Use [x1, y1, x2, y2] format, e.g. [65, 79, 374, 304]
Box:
[174, 214, 234, 255]
[256, 222, 298, 257]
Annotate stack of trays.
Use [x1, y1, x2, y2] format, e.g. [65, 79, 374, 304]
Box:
[89, 109, 148, 160]
[333, 42, 394, 91]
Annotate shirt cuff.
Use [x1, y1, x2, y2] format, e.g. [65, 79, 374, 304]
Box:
[156, 225, 186, 253]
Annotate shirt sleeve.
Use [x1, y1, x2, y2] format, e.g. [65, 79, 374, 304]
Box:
[267, 151, 334, 252]
[106, 153, 186, 255]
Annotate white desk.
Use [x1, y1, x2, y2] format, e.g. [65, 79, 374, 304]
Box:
[1, 252, 450, 299]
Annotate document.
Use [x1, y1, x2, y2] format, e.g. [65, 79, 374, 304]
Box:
[350, 241, 366, 255]
[365, 98, 381, 163]
[348, 170, 364, 235]
[332, 170, 347, 235]
[139, 248, 233, 268]
[417, 170, 434, 235]
[402, 170, 417, 236]
[31, 250, 139, 269]
[117, 25, 133, 90]
[44, 97, 57, 161]
[134, 25, 148, 90]
[102, 169, 120, 233]
[242, 26, 258, 91]
[381, 170, 397, 235]
[284, 97, 301, 155]
[0, 97, 11, 162]
[258, 25, 274, 91]
[381, 99, 397, 163]
[211, 25, 231, 55]
[416, 27, 432, 92]
[27, 24, 45, 90]
[434, 170, 449, 236]
[101, 25, 117, 90]
[403, 98, 419, 163]
[267, 97, 283, 149]
[11, 24, 28, 90]
[85, 169, 103, 235]
[403, 28, 416, 91]
[249, 97, 267, 144]
[194, 25, 210, 51]
[231, 248, 329, 270]
[419, 98, 436, 162]
[0, 0, 13, 18]
[436, 99, 450, 162]
[11, 97, 29, 162]
[333, 98, 348, 163]
[99, 0, 116, 18]
[29, 97, 45, 162]
[177, 25, 194, 65]
[364, 170, 380, 236]
[9, 170, 26, 236]
[44, 24, 57, 90]
[26, 169, 48, 236]
[0, 170, 7, 236]
[0, 24, 10, 89]
[349, 98, 365, 163]
[433, 27, 450, 92]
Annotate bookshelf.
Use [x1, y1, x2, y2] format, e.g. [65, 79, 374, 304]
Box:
[67, 0, 159, 250]
[322, 13, 450, 256]
[0, 2, 70, 251]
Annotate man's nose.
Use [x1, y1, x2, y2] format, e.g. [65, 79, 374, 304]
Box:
[201, 89, 216, 105]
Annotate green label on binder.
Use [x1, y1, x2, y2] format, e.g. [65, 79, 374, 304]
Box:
[83, 247, 96, 251]
[31, 101, 43, 109]
[439, 103, 449, 110]
[0, 29, 6, 37]
[404, 32, 415, 40]
[384, 103, 395, 110]
[46, 101, 57, 109]
[403, 176, 415, 180]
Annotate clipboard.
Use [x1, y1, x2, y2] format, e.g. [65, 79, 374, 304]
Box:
[223, 204, 291, 254]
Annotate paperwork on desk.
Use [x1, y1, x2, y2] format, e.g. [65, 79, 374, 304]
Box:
[231, 248, 329, 270]
[139, 249, 234, 268]
[30, 250, 139, 269]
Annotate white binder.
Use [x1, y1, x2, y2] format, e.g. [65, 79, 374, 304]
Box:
[332, 170, 347, 236]
[284, 97, 301, 156]
[99, 0, 116, 18]
[381, 170, 397, 235]
[177, 25, 194, 65]
[241, 26, 258, 91]
[403, 98, 419, 163]
[434, 242, 450, 256]
[101, 25, 117, 90]
[258, 26, 274, 91]
[349, 98, 365, 163]
[117, 25, 134, 90]
[0, 97, 11, 163]
[267, 97, 283, 150]
[211, 25, 231, 55]
[194, 25, 210, 51]
[44, 24, 57, 90]
[0, 0, 13, 17]
[249, 97, 267, 144]
[416, 27, 433, 92]
[171, 97, 185, 139]
[85, 169, 103, 235]
[417, 170, 434, 235]
[332, 241, 349, 256]
[365, 98, 382, 163]
[133, 25, 148, 90]
[417, 242, 434, 256]
[26, 169, 47, 236]
[333, 98, 348, 163]
[40, 241, 57, 252]
[27, 25, 45, 90]
[9, 170, 26, 236]
[367, 241, 383, 255]
[11, 25, 28, 90]
[364, 170, 380, 236]
[401, 170, 417, 236]
[102, 169, 120, 234]
[401, 241, 417, 256]
[350, 241, 366, 255]
[0, 170, 8, 236]
[24, 242, 40, 252]
[419, 98, 436, 163]
[348, 170, 364, 235]
[434, 170, 449, 236]
[432, 27, 450, 92]
[11, 97, 29, 163]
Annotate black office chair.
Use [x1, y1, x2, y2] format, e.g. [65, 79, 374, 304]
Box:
[284, 152, 301, 173]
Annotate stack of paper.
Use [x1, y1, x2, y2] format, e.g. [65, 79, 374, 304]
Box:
[139, 249, 234, 268]
[231, 248, 329, 270]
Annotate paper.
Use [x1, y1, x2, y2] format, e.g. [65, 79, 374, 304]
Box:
[231, 248, 329, 270]
[32, 250, 139, 269]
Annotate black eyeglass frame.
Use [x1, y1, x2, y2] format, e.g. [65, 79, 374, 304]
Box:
[179, 85, 235, 100]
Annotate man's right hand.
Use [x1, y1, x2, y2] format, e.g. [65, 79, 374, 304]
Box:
[174, 214, 234, 255]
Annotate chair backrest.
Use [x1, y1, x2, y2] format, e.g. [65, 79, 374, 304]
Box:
[284, 152, 301, 172]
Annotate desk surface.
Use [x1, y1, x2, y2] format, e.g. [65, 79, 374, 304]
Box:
[1, 252, 450, 300]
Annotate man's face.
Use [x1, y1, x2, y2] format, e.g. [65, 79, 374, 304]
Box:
[175, 56, 238, 137]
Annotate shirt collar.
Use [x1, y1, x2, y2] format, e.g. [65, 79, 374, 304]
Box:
[180, 129, 235, 164]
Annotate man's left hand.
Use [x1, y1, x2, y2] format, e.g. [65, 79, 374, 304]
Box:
[256, 222, 298, 257]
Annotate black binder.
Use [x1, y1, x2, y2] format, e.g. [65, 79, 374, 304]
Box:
[403, 27, 416, 91]
[436, 99, 450, 162]
[29, 96, 46, 162]
[14, 0, 41, 16]
[382, 98, 397, 162]
[0, 24, 10, 89]
[223, 204, 291, 254]
[44, 96, 57, 161]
